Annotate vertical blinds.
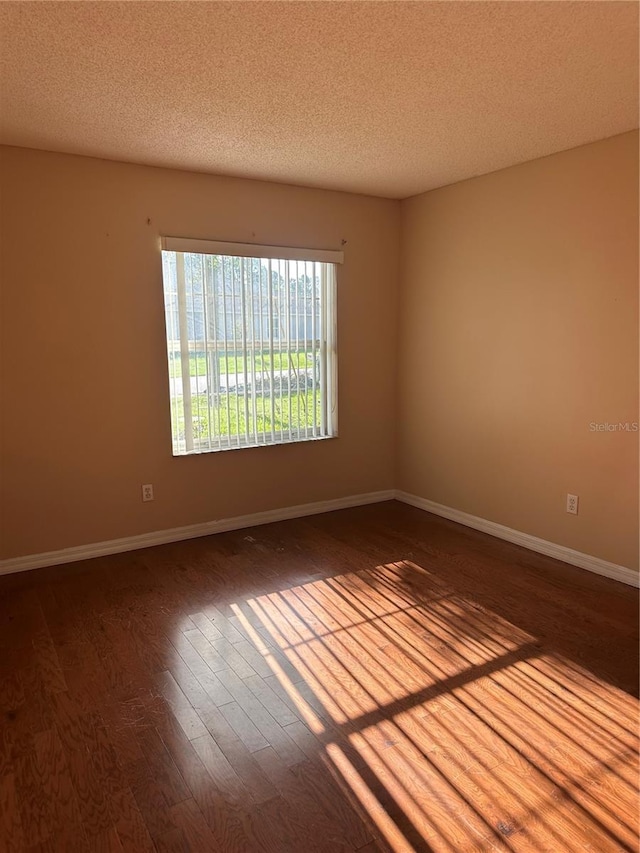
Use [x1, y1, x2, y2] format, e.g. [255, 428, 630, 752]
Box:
[160, 239, 340, 455]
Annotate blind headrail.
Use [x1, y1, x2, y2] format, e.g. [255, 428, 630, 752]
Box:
[161, 237, 344, 265]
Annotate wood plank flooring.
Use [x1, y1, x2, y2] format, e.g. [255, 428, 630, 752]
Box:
[0, 501, 638, 852]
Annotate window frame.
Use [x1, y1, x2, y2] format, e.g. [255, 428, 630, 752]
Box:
[160, 237, 342, 456]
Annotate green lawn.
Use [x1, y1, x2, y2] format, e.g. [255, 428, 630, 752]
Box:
[168, 351, 312, 379]
[171, 390, 322, 443]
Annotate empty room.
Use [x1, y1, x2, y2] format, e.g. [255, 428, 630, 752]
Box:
[0, 2, 638, 852]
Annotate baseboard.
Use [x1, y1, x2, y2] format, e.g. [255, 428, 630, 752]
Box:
[0, 490, 395, 576]
[4, 488, 636, 588]
[395, 491, 639, 588]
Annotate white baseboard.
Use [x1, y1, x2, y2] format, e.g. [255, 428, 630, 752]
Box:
[0, 490, 395, 577]
[3, 488, 637, 589]
[396, 490, 639, 588]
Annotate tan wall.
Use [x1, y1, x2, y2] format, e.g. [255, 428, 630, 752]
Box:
[398, 131, 639, 570]
[2, 135, 638, 570]
[0, 147, 400, 559]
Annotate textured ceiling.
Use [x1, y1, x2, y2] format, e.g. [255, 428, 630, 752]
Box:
[0, 1, 637, 199]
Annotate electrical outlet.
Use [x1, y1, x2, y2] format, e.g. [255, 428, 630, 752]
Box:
[142, 484, 154, 502]
[566, 493, 578, 515]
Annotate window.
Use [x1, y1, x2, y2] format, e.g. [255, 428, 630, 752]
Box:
[160, 237, 341, 455]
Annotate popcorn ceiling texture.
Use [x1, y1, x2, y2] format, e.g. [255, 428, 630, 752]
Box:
[0, 1, 637, 199]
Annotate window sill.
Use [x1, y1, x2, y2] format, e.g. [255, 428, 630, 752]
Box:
[172, 432, 337, 456]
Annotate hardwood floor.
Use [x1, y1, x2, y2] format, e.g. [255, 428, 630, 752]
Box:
[0, 501, 637, 852]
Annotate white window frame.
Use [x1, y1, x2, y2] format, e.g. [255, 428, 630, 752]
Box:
[161, 237, 342, 456]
